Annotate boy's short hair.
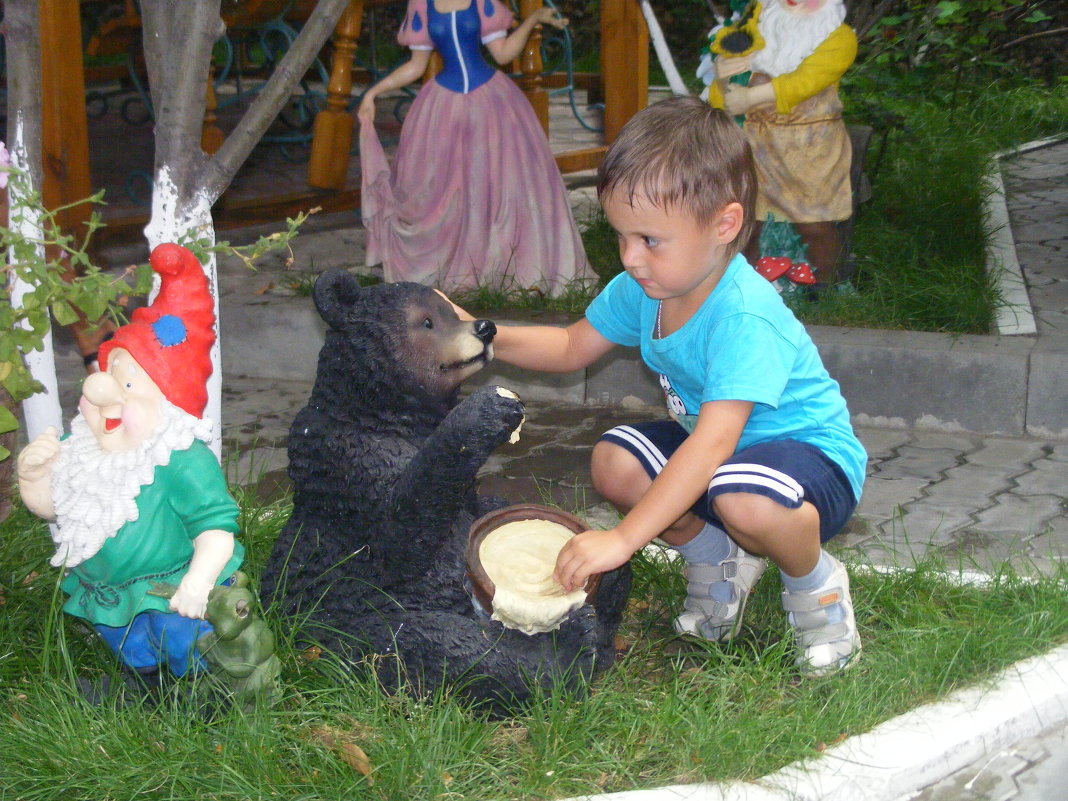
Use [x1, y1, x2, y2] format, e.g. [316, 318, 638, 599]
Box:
[597, 95, 757, 257]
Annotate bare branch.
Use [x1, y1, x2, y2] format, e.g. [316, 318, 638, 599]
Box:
[992, 26, 1068, 53]
[199, 0, 352, 201]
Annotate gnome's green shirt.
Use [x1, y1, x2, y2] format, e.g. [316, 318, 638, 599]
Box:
[61, 440, 244, 628]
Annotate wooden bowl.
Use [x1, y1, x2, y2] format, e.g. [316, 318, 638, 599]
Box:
[465, 504, 601, 619]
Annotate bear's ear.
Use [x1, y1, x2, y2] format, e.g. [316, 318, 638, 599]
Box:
[313, 268, 362, 329]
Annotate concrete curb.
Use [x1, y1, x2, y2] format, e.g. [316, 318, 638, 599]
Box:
[222, 299, 1068, 440]
[557, 642, 1068, 801]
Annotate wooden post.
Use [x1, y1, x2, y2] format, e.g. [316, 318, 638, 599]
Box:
[39, 0, 119, 367]
[308, 0, 364, 190]
[517, 0, 548, 134]
[425, 51, 443, 83]
[600, 0, 648, 144]
[202, 77, 226, 155]
[38, 0, 92, 236]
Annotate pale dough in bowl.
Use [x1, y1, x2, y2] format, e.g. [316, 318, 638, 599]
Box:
[478, 518, 587, 634]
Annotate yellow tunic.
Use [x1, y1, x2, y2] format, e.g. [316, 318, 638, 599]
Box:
[709, 24, 857, 223]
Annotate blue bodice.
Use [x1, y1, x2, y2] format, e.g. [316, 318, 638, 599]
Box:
[426, 2, 498, 94]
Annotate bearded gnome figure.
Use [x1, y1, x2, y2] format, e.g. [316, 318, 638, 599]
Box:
[17, 243, 246, 681]
[701, 0, 856, 287]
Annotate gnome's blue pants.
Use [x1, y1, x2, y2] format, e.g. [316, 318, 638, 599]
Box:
[95, 611, 215, 677]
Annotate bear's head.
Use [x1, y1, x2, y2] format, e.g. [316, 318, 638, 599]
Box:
[312, 268, 498, 411]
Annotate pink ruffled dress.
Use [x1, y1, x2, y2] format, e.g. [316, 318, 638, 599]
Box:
[359, 0, 592, 294]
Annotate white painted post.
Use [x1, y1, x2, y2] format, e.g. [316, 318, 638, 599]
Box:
[7, 116, 64, 441]
[639, 1, 690, 96]
[143, 168, 223, 460]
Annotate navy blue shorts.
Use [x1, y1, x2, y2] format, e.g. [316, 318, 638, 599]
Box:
[600, 420, 858, 543]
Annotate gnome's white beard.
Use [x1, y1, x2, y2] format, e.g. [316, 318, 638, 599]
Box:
[49, 400, 213, 568]
[750, 0, 846, 78]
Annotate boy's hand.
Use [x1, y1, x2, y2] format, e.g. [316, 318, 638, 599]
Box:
[433, 289, 475, 322]
[554, 528, 635, 592]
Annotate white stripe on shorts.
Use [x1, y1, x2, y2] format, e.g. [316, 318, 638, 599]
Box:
[605, 425, 669, 473]
[709, 462, 805, 504]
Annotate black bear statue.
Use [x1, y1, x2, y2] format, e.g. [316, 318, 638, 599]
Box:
[259, 268, 631, 713]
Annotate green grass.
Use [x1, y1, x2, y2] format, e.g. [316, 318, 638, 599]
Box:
[2, 488, 1068, 800]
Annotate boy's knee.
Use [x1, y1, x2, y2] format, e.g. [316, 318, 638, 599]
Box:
[712, 492, 762, 529]
[591, 441, 648, 506]
[713, 492, 788, 531]
[713, 492, 820, 541]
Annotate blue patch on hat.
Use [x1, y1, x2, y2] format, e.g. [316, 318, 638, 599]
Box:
[152, 314, 187, 347]
[484, 0, 495, 16]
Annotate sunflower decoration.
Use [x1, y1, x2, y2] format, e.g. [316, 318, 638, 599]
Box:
[709, 2, 765, 59]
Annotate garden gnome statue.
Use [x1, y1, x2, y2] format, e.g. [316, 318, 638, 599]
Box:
[16, 243, 252, 686]
[703, 0, 856, 287]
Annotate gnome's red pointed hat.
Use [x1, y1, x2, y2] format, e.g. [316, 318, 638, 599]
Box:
[98, 243, 215, 418]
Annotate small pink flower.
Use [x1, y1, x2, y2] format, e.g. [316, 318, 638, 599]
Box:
[0, 140, 10, 190]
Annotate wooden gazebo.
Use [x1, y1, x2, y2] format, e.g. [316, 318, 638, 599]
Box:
[38, 0, 650, 245]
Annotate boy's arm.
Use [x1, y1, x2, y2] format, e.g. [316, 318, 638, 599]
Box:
[492, 318, 616, 373]
[438, 292, 615, 372]
[554, 399, 753, 590]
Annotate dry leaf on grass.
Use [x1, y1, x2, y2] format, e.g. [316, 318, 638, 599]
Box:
[307, 725, 373, 783]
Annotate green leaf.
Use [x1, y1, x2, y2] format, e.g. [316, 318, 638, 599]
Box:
[76, 292, 109, 324]
[50, 300, 80, 326]
[934, 1, 962, 19]
[0, 405, 18, 436]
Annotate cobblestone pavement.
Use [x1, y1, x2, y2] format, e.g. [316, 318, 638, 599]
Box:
[218, 385, 1068, 581]
[1002, 139, 1068, 337]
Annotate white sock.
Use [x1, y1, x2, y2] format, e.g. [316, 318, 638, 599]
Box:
[674, 523, 736, 602]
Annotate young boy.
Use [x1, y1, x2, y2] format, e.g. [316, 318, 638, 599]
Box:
[455, 95, 867, 675]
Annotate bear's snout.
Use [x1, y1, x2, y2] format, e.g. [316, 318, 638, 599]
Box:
[474, 319, 497, 344]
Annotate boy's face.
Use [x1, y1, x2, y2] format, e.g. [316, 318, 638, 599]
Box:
[602, 189, 740, 305]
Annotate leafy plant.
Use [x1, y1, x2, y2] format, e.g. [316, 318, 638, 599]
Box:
[0, 404, 17, 463]
[0, 146, 314, 464]
[0, 148, 153, 409]
[858, 0, 1060, 88]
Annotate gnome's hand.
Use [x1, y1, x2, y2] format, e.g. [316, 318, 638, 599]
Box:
[170, 529, 237, 619]
[170, 576, 213, 619]
[17, 427, 61, 519]
[723, 82, 776, 116]
[716, 54, 752, 80]
[17, 426, 61, 483]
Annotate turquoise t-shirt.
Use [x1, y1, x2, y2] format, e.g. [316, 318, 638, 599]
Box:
[586, 253, 867, 500]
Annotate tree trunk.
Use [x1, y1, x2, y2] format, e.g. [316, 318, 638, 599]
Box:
[3, 0, 64, 444]
[137, 0, 351, 456]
